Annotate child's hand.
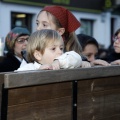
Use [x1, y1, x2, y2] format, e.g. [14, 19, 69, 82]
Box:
[81, 61, 91, 68]
[39, 64, 53, 70]
[51, 60, 60, 70]
[39, 60, 60, 70]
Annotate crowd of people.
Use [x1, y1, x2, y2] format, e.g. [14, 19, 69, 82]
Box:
[0, 5, 120, 72]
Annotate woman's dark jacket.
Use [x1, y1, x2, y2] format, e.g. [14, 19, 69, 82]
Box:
[0, 52, 21, 72]
[105, 50, 120, 63]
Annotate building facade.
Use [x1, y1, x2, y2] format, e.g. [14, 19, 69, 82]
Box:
[0, 0, 120, 48]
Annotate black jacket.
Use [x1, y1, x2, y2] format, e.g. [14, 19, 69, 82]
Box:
[0, 52, 21, 72]
[105, 51, 120, 63]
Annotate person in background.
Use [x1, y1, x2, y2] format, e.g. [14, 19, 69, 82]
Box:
[16, 29, 82, 71]
[106, 28, 120, 65]
[0, 27, 30, 72]
[77, 34, 110, 66]
[36, 5, 91, 68]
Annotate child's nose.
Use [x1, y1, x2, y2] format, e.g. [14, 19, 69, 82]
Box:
[59, 49, 63, 55]
[56, 49, 63, 56]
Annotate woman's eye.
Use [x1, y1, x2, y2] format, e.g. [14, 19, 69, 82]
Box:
[43, 24, 48, 27]
[86, 54, 91, 58]
[36, 22, 39, 26]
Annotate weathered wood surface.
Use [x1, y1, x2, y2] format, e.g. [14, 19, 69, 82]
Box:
[77, 76, 120, 120]
[7, 82, 72, 120]
[1, 65, 120, 120]
[0, 73, 4, 119]
[4, 65, 120, 88]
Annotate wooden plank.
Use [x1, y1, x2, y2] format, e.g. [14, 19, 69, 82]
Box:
[6, 82, 72, 120]
[77, 76, 120, 120]
[78, 76, 120, 94]
[8, 82, 72, 106]
[4, 65, 120, 88]
[7, 97, 71, 120]
[96, 115, 120, 120]
[0, 73, 5, 119]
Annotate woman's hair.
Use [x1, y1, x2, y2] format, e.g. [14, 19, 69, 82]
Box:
[114, 28, 120, 37]
[27, 29, 63, 62]
[77, 34, 99, 50]
[38, 6, 82, 54]
[5, 27, 30, 53]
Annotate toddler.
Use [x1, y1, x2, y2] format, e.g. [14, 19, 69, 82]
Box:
[17, 29, 82, 71]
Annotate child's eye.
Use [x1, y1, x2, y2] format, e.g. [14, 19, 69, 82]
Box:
[52, 48, 55, 50]
[60, 47, 64, 51]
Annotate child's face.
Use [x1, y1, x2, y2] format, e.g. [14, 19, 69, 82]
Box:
[113, 33, 120, 53]
[38, 40, 64, 64]
[36, 11, 57, 31]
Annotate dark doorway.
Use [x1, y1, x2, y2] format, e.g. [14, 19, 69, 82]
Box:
[11, 12, 32, 32]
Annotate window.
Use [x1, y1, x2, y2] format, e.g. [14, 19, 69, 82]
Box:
[80, 19, 93, 36]
[11, 12, 32, 32]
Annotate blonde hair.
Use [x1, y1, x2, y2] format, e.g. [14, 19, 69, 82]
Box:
[27, 29, 63, 62]
[38, 11, 82, 54]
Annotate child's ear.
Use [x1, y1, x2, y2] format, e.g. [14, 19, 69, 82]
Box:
[57, 28, 65, 35]
[33, 50, 42, 61]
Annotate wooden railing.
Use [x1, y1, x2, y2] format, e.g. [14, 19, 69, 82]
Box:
[0, 65, 120, 120]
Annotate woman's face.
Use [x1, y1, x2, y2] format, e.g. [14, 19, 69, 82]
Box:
[36, 11, 65, 36]
[14, 35, 29, 58]
[113, 32, 120, 53]
[82, 44, 98, 62]
[36, 11, 57, 31]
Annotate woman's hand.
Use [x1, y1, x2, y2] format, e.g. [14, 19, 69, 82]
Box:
[110, 60, 120, 65]
[91, 59, 110, 66]
[81, 61, 91, 68]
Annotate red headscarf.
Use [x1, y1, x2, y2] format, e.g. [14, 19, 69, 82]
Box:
[42, 5, 81, 33]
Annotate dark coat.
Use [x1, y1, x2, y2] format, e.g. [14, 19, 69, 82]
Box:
[0, 52, 21, 72]
[105, 51, 120, 63]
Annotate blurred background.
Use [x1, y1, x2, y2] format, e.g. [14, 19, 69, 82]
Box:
[0, 0, 120, 49]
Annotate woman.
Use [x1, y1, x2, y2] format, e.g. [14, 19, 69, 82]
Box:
[0, 27, 30, 72]
[106, 28, 120, 65]
[77, 34, 110, 66]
